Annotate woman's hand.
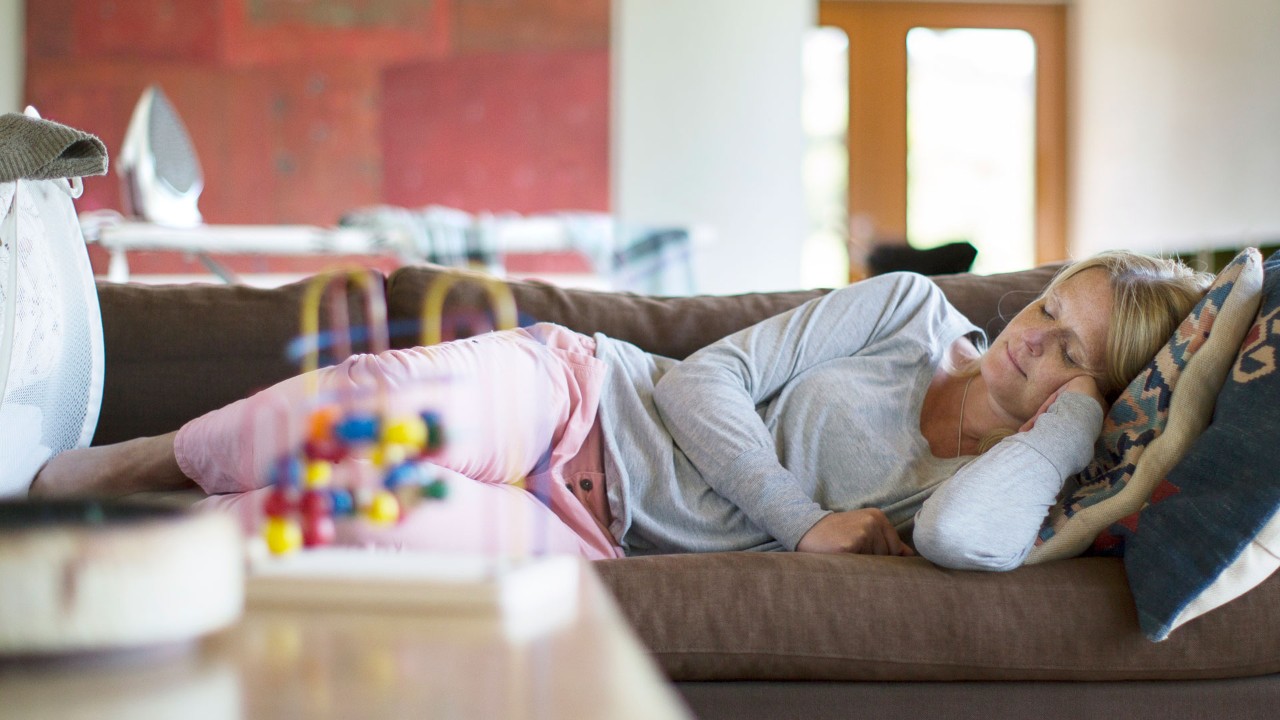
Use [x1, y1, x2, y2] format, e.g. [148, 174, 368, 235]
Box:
[796, 508, 915, 556]
[1019, 374, 1105, 433]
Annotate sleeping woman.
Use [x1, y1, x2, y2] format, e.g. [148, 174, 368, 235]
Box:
[30, 250, 1211, 570]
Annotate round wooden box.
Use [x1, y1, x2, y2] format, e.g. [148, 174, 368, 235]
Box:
[0, 500, 244, 655]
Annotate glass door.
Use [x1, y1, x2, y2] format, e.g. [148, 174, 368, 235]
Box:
[816, 1, 1067, 280]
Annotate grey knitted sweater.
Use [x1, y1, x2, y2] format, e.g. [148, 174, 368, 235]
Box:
[593, 272, 1103, 570]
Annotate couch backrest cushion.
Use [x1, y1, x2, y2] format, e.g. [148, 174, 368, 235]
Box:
[385, 263, 1063, 359]
[94, 277, 374, 445]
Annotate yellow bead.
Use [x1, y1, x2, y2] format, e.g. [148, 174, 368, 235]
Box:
[371, 443, 408, 468]
[366, 490, 400, 525]
[382, 416, 428, 450]
[264, 517, 303, 555]
[304, 461, 333, 488]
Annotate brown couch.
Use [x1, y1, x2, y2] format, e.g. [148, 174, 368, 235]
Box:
[96, 264, 1280, 720]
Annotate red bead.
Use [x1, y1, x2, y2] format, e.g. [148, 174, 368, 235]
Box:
[263, 487, 295, 518]
[300, 489, 333, 518]
[302, 514, 336, 547]
[304, 436, 348, 463]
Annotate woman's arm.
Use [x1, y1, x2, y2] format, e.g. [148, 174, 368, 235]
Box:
[912, 390, 1104, 571]
[653, 273, 947, 550]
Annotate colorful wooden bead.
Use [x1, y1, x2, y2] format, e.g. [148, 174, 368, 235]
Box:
[382, 416, 428, 450]
[421, 411, 445, 453]
[304, 436, 348, 463]
[384, 461, 421, 489]
[371, 442, 408, 468]
[263, 486, 295, 518]
[423, 479, 449, 500]
[300, 489, 333, 517]
[329, 488, 356, 516]
[334, 414, 380, 444]
[304, 460, 333, 488]
[366, 490, 400, 525]
[270, 457, 302, 488]
[307, 405, 342, 441]
[264, 517, 303, 555]
[302, 514, 336, 547]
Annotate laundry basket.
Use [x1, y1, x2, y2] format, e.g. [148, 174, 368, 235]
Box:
[0, 125, 105, 496]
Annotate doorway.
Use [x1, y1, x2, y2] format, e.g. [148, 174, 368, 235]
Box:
[817, 1, 1067, 279]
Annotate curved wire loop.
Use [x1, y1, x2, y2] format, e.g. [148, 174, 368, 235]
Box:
[419, 267, 518, 347]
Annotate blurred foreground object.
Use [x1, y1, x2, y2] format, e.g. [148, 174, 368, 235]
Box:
[0, 499, 243, 655]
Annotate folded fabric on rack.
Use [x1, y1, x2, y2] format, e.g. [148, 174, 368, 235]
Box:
[0, 113, 108, 183]
[339, 205, 502, 275]
[611, 227, 694, 296]
[338, 205, 697, 295]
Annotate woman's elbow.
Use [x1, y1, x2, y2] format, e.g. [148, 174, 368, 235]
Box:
[912, 513, 1029, 572]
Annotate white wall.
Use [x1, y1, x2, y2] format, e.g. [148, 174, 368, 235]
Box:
[0, 0, 22, 113]
[613, 0, 812, 294]
[1071, 0, 1280, 257]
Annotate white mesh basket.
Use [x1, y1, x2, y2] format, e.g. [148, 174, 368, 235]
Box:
[0, 172, 105, 497]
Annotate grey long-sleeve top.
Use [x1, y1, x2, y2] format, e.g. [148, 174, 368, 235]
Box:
[592, 272, 1103, 570]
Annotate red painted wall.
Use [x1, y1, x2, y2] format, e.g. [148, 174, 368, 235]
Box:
[23, 0, 610, 228]
[383, 50, 610, 214]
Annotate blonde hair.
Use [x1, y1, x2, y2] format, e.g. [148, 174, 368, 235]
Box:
[1045, 250, 1212, 399]
[955, 250, 1212, 454]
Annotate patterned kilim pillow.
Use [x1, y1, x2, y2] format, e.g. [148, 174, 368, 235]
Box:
[1025, 248, 1264, 565]
[1125, 250, 1280, 641]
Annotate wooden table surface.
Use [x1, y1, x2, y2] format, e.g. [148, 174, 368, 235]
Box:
[0, 559, 691, 720]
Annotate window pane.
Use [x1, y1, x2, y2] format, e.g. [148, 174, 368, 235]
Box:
[906, 27, 1036, 274]
[802, 27, 850, 288]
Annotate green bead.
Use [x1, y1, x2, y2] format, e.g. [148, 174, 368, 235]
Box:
[422, 480, 449, 500]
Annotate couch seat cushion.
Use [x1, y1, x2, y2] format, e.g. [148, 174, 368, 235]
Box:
[595, 552, 1280, 682]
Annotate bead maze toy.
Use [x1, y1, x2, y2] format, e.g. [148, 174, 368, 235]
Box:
[246, 267, 582, 641]
[259, 267, 520, 556]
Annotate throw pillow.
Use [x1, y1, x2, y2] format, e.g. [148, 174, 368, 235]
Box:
[1124, 249, 1280, 640]
[1025, 248, 1264, 564]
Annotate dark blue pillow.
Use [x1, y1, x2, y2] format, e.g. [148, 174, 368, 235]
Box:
[1125, 250, 1280, 641]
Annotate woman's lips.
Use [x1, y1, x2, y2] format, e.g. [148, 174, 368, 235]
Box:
[1006, 343, 1026, 377]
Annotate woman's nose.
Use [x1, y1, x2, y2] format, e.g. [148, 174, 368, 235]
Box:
[1024, 328, 1045, 355]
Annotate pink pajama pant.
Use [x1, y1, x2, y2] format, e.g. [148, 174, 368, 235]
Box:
[178, 323, 624, 560]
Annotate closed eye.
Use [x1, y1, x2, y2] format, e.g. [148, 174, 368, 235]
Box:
[1062, 344, 1078, 366]
[1043, 301, 1081, 366]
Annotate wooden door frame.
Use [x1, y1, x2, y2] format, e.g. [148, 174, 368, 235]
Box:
[819, 1, 1068, 268]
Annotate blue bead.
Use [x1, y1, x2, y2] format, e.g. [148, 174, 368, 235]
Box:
[384, 462, 421, 490]
[329, 488, 356, 516]
[334, 415, 380, 443]
[270, 456, 302, 487]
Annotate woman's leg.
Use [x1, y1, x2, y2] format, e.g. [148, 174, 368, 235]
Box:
[29, 432, 191, 498]
[30, 325, 616, 558]
[32, 327, 576, 497]
[173, 325, 596, 494]
[192, 324, 613, 557]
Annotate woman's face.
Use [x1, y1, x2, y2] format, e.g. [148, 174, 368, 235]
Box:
[981, 268, 1113, 422]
